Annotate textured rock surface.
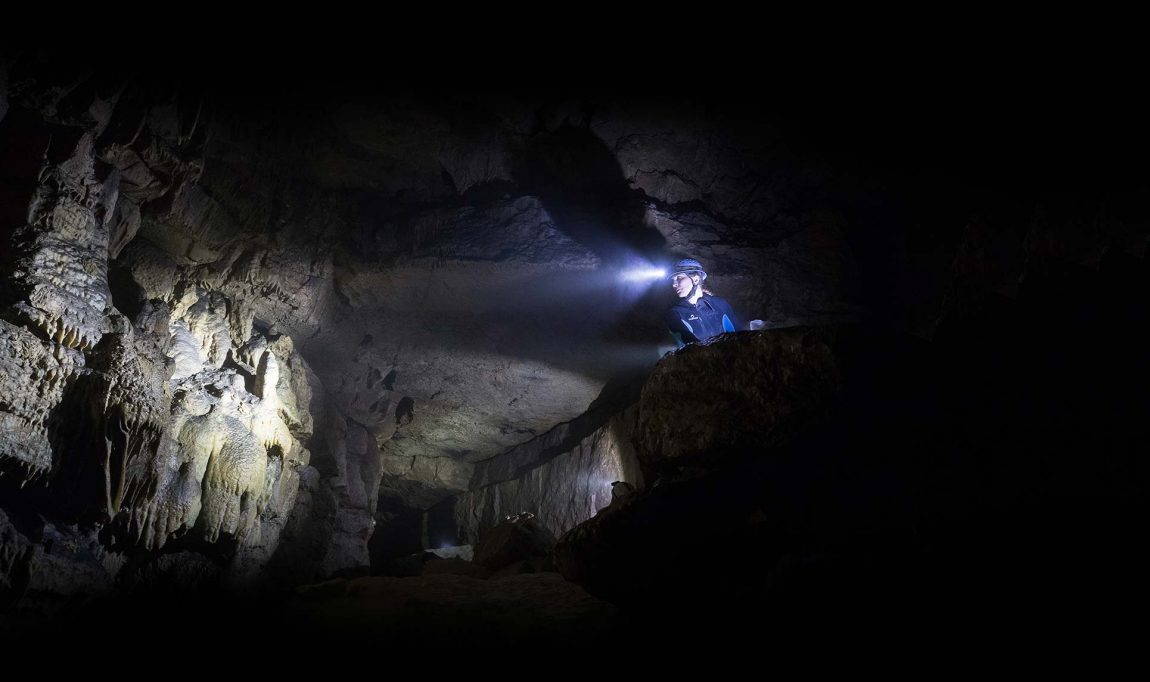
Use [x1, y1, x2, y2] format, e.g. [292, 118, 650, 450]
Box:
[635, 327, 841, 473]
[555, 260, 1150, 621]
[310, 407, 381, 576]
[3, 53, 1149, 633]
[318, 195, 612, 466]
[0, 66, 326, 600]
[437, 405, 643, 546]
[0, 511, 114, 628]
[0, 105, 116, 478]
[424, 372, 646, 548]
[0, 320, 84, 477]
[551, 329, 854, 607]
[589, 102, 808, 225]
[3, 128, 114, 354]
[471, 513, 555, 571]
[87, 262, 314, 557]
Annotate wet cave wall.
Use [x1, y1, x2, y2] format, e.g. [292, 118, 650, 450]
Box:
[1, 50, 1148, 644]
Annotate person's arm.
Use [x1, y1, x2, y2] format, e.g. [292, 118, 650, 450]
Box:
[665, 308, 698, 347]
[717, 297, 746, 332]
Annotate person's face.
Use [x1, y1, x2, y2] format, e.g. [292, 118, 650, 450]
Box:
[671, 273, 698, 298]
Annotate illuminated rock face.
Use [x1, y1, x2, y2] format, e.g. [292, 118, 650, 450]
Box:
[432, 402, 644, 548]
[321, 195, 610, 498]
[1, 219, 315, 558]
[0, 320, 83, 478]
[6, 131, 113, 356]
[102, 290, 309, 554]
[0, 125, 115, 477]
[0, 67, 323, 590]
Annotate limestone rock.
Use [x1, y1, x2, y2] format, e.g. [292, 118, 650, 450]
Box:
[635, 327, 842, 474]
[302, 195, 627, 513]
[4, 130, 114, 353]
[0, 514, 113, 624]
[308, 409, 383, 576]
[471, 513, 556, 571]
[439, 405, 643, 546]
[0, 320, 85, 476]
[590, 102, 819, 226]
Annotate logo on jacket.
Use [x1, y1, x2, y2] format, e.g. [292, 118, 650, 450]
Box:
[688, 315, 700, 321]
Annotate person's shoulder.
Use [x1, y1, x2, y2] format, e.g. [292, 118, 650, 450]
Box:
[707, 294, 737, 313]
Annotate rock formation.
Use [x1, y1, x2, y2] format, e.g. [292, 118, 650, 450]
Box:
[2, 51, 1148, 648]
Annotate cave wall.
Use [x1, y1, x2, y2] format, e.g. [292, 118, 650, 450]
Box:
[0, 58, 362, 606]
[2, 49, 1148, 616]
[430, 399, 644, 548]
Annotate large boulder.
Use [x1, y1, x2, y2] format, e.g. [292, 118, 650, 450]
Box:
[634, 327, 841, 476]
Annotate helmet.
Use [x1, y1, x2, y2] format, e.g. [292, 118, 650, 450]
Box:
[668, 258, 707, 280]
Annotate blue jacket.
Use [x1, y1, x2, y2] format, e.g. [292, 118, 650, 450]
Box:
[665, 294, 744, 347]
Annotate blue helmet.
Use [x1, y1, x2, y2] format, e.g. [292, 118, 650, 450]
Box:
[668, 258, 707, 280]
